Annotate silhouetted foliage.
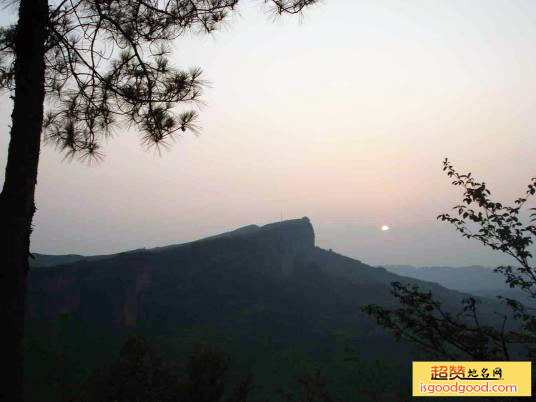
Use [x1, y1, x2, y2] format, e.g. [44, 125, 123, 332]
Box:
[0, 1, 318, 400]
[88, 337, 255, 402]
[1, 0, 318, 160]
[186, 344, 229, 402]
[344, 352, 408, 402]
[363, 158, 536, 365]
[276, 369, 341, 402]
[104, 335, 181, 401]
[225, 373, 255, 402]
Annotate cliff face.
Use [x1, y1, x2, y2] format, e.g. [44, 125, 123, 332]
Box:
[256, 217, 315, 251]
[27, 253, 155, 329]
[242, 217, 314, 276]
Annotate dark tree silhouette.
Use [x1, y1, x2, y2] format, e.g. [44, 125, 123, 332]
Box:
[277, 369, 340, 402]
[104, 335, 181, 402]
[185, 344, 254, 402]
[92, 338, 253, 402]
[363, 159, 536, 396]
[0, 1, 317, 400]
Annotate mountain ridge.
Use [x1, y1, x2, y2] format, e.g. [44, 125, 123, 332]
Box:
[29, 217, 314, 268]
[28, 217, 503, 331]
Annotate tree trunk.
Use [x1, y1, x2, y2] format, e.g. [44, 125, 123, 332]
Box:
[0, 0, 48, 400]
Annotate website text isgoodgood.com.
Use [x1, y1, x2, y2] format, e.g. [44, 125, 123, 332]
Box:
[420, 382, 518, 395]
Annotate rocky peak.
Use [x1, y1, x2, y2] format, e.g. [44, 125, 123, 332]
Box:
[259, 217, 315, 251]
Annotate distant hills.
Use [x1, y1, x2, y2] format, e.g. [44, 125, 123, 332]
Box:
[30, 253, 86, 267]
[384, 264, 532, 305]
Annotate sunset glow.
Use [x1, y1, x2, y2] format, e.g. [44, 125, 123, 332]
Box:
[1, 1, 534, 266]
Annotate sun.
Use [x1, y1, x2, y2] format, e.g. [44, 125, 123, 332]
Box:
[381, 225, 390, 231]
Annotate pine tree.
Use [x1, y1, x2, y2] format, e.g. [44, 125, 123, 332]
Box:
[0, 1, 317, 400]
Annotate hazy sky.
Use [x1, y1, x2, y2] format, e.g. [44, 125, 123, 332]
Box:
[1, 0, 536, 267]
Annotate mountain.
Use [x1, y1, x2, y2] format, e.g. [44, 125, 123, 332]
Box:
[28, 218, 492, 333]
[25, 218, 505, 401]
[384, 264, 533, 306]
[30, 253, 86, 267]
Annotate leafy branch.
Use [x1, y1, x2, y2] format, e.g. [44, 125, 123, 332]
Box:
[363, 159, 536, 367]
